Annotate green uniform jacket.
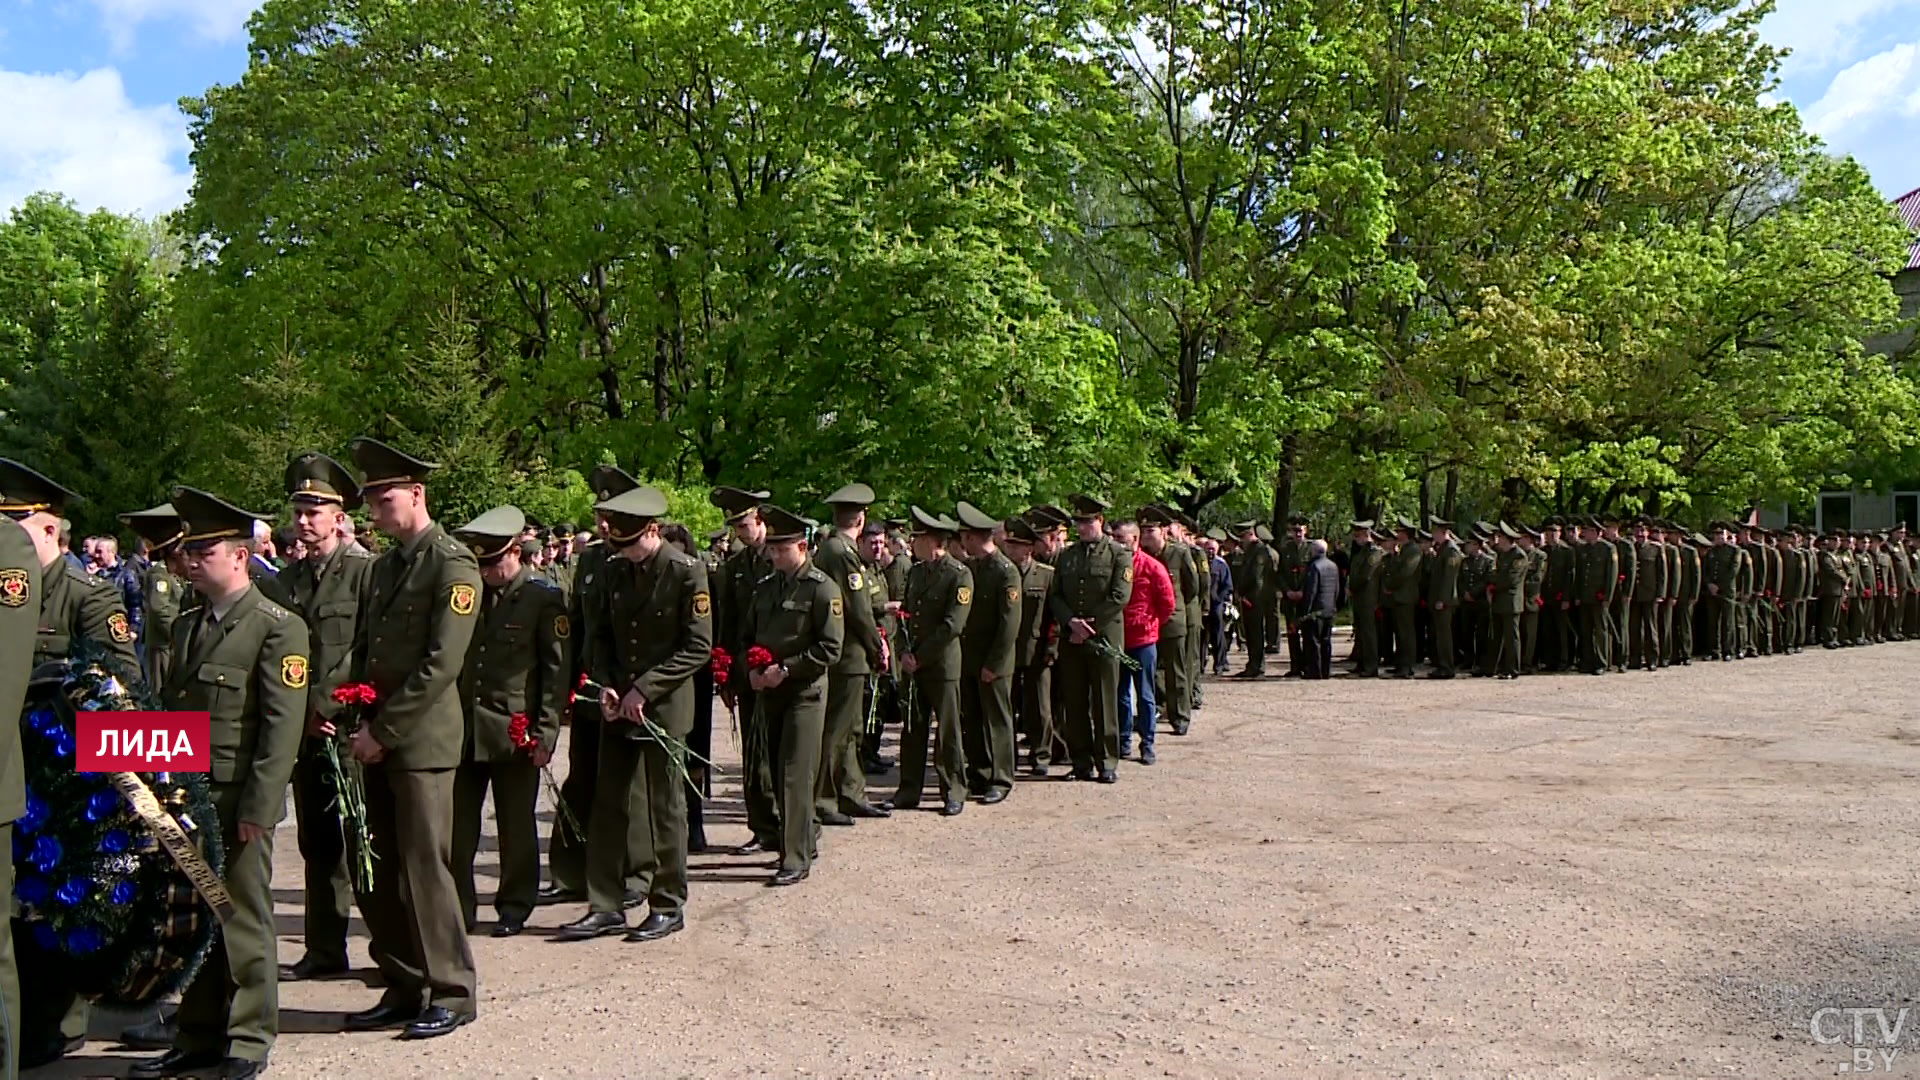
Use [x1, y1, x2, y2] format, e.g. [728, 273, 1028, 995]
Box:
[1348, 543, 1385, 612]
[163, 586, 310, 826]
[351, 522, 483, 770]
[1187, 544, 1210, 623]
[1384, 544, 1424, 606]
[567, 544, 612, 690]
[0, 526, 41, 822]
[1545, 541, 1575, 605]
[460, 569, 569, 760]
[1523, 546, 1547, 609]
[1155, 541, 1200, 640]
[1013, 558, 1056, 668]
[283, 541, 377, 723]
[1781, 544, 1806, 603]
[1278, 537, 1311, 616]
[1662, 543, 1681, 602]
[906, 554, 972, 678]
[592, 546, 712, 738]
[1049, 537, 1131, 645]
[1231, 542, 1278, 609]
[1427, 539, 1464, 607]
[1491, 547, 1528, 615]
[142, 560, 184, 688]
[1612, 536, 1637, 602]
[814, 530, 884, 676]
[1580, 540, 1619, 605]
[745, 560, 844, 689]
[1678, 544, 1701, 601]
[1461, 550, 1493, 609]
[1703, 542, 1739, 595]
[35, 555, 139, 671]
[961, 549, 1020, 677]
[718, 545, 772, 660]
[1632, 540, 1667, 602]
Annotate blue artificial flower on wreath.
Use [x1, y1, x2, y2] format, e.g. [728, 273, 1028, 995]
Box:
[15, 875, 51, 908]
[101, 829, 131, 854]
[19, 792, 48, 833]
[51, 729, 75, 757]
[55, 879, 90, 907]
[110, 880, 138, 906]
[30, 923, 57, 951]
[29, 835, 62, 873]
[66, 927, 105, 955]
[26, 707, 57, 736]
[85, 791, 121, 822]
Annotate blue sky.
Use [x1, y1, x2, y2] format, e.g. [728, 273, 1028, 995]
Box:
[2, 0, 1918, 218]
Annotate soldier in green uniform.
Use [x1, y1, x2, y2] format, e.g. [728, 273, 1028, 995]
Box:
[1425, 518, 1463, 679]
[1049, 496, 1131, 784]
[543, 465, 642, 903]
[1543, 519, 1575, 671]
[863, 524, 911, 774]
[1176, 513, 1208, 714]
[1604, 516, 1635, 672]
[0, 508, 40, 1080]
[1578, 518, 1619, 674]
[340, 438, 480, 1040]
[811, 484, 890, 827]
[1459, 525, 1492, 675]
[131, 487, 309, 1080]
[1672, 528, 1702, 665]
[1627, 518, 1668, 671]
[1142, 507, 1198, 736]
[711, 485, 782, 855]
[1779, 526, 1807, 654]
[450, 506, 568, 936]
[3, 459, 138, 1069]
[1228, 521, 1275, 677]
[1276, 514, 1310, 678]
[555, 485, 709, 934]
[275, 452, 379, 982]
[120, 503, 189, 691]
[890, 507, 972, 813]
[734, 504, 843, 882]
[955, 501, 1019, 801]
[1518, 525, 1546, 674]
[1383, 519, 1424, 677]
[1703, 524, 1741, 659]
[1003, 518, 1056, 775]
[1488, 523, 1527, 679]
[1346, 522, 1384, 677]
[1888, 526, 1910, 642]
[1816, 531, 1848, 647]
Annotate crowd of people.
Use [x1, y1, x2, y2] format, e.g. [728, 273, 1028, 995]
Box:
[2, 442, 1914, 1080]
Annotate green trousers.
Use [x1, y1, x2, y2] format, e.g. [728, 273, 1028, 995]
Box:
[765, 680, 825, 872]
[586, 729, 687, 916]
[452, 756, 541, 926]
[815, 672, 868, 820]
[1016, 663, 1053, 767]
[1628, 600, 1660, 668]
[290, 740, 355, 968]
[895, 672, 964, 805]
[1055, 639, 1121, 773]
[737, 684, 782, 847]
[359, 765, 477, 1015]
[1352, 600, 1380, 674]
[1672, 599, 1695, 661]
[1493, 612, 1522, 676]
[1581, 601, 1610, 672]
[548, 701, 602, 893]
[1157, 631, 1192, 732]
[1238, 605, 1268, 673]
[1, 823, 15, 1080]
[176, 783, 277, 1062]
[1430, 605, 1457, 675]
[1391, 603, 1417, 675]
[959, 665, 1016, 798]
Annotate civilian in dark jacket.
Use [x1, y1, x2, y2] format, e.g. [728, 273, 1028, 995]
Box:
[1300, 541, 1339, 679]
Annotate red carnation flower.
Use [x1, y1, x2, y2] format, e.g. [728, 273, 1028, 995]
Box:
[745, 645, 777, 670]
[710, 647, 733, 686]
[508, 712, 537, 752]
[331, 682, 378, 707]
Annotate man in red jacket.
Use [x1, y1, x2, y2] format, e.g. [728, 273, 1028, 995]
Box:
[1112, 522, 1175, 765]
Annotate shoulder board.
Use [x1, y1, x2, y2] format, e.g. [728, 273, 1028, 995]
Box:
[528, 577, 561, 593]
[343, 545, 374, 560]
[802, 566, 828, 583]
[180, 604, 206, 619]
[257, 601, 289, 621]
[668, 550, 698, 568]
[73, 564, 111, 589]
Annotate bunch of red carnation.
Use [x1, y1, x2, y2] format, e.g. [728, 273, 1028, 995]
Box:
[331, 682, 378, 707]
[508, 712, 537, 752]
[745, 645, 777, 670]
[710, 647, 734, 686]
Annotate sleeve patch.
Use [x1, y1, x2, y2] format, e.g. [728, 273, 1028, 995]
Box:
[107, 611, 134, 643]
[693, 591, 712, 618]
[554, 614, 571, 639]
[450, 583, 477, 615]
[848, 571, 864, 593]
[0, 568, 29, 607]
[830, 596, 844, 617]
[1006, 586, 1020, 605]
[1122, 565, 1134, 583]
[956, 586, 973, 605]
[281, 655, 309, 688]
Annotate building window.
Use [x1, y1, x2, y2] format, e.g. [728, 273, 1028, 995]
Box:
[1896, 492, 1919, 532]
[1819, 492, 1854, 533]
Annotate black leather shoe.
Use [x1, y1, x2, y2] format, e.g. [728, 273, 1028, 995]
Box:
[20, 1035, 85, 1069]
[626, 911, 685, 942]
[688, 835, 711, 854]
[941, 799, 964, 816]
[860, 756, 892, 775]
[622, 889, 645, 910]
[129, 1048, 224, 1079]
[979, 789, 1008, 805]
[1030, 762, 1051, 778]
[1096, 768, 1118, 784]
[491, 917, 526, 938]
[401, 1007, 474, 1040]
[120, 1014, 177, 1049]
[555, 911, 626, 941]
[535, 884, 584, 906]
[345, 1002, 419, 1032]
[844, 801, 890, 818]
[280, 955, 348, 982]
[817, 810, 854, 826]
[733, 838, 772, 856]
[770, 867, 809, 887]
[1069, 767, 1095, 782]
[1171, 722, 1190, 736]
[218, 1057, 269, 1080]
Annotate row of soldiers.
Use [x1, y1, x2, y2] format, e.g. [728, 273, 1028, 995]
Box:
[1222, 512, 1920, 681]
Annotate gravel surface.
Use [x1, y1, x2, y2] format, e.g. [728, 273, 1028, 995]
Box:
[36, 642, 1920, 1079]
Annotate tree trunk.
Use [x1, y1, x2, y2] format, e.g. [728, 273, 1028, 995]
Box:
[1442, 464, 1460, 522]
[1270, 433, 1299, 531]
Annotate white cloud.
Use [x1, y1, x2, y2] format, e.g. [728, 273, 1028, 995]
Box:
[1762, 0, 1920, 78]
[87, 0, 260, 49]
[1800, 41, 1920, 195]
[0, 66, 191, 218]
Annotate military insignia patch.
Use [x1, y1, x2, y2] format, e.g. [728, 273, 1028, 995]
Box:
[848, 571, 864, 593]
[108, 612, 134, 643]
[693, 591, 712, 618]
[450, 583, 477, 615]
[281, 655, 309, 688]
[155, 579, 169, 594]
[0, 568, 28, 607]
[1006, 586, 1020, 605]
[1123, 566, 1135, 583]
[830, 597, 844, 617]
[554, 614, 571, 639]
[957, 586, 973, 605]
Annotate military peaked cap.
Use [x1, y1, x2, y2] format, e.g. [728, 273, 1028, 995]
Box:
[0, 458, 78, 517]
[286, 451, 362, 510]
[171, 486, 267, 548]
[455, 505, 528, 561]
